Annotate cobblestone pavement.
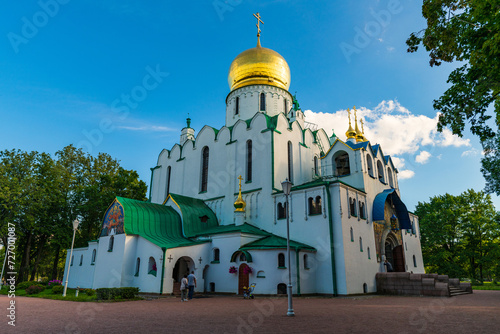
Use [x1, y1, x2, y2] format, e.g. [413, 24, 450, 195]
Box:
[1, 291, 499, 334]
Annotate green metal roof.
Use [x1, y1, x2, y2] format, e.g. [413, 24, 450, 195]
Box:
[116, 197, 205, 249]
[168, 193, 218, 237]
[195, 223, 271, 237]
[239, 235, 316, 252]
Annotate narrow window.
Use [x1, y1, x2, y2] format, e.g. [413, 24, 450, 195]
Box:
[413, 255, 417, 267]
[366, 154, 373, 177]
[334, 152, 350, 176]
[359, 202, 365, 219]
[284, 98, 288, 114]
[135, 258, 140, 276]
[108, 235, 114, 252]
[71, 255, 74, 266]
[239, 253, 247, 262]
[235, 96, 239, 115]
[246, 140, 252, 182]
[213, 248, 220, 262]
[91, 249, 96, 264]
[308, 197, 315, 215]
[278, 253, 285, 268]
[201, 146, 209, 192]
[277, 202, 287, 219]
[387, 167, 394, 188]
[316, 196, 322, 214]
[260, 93, 266, 111]
[405, 242, 407, 251]
[287, 141, 293, 182]
[79, 254, 83, 266]
[377, 160, 385, 183]
[166, 166, 171, 198]
[350, 198, 357, 216]
[148, 257, 157, 276]
[303, 254, 309, 269]
[314, 156, 319, 176]
[359, 237, 363, 252]
[350, 227, 354, 242]
[368, 247, 371, 260]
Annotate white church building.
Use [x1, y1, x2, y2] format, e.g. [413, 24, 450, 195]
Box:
[63, 19, 424, 296]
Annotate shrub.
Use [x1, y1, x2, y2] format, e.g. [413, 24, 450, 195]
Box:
[17, 281, 44, 290]
[25, 285, 44, 295]
[48, 279, 62, 287]
[96, 287, 140, 300]
[52, 285, 64, 294]
[120, 287, 139, 299]
[84, 289, 96, 296]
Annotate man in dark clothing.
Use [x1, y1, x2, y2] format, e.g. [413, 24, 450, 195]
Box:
[384, 259, 394, 272]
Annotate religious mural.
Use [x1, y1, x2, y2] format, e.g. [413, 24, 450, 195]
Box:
[100, 199, 125, 237]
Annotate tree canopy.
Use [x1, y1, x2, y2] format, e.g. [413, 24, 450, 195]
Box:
[407, 0, 500, 194]
[415, 189, 500, 282]
[0, 145, 147, 282]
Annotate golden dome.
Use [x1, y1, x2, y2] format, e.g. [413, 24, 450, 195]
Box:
[228, 44, 291, 91]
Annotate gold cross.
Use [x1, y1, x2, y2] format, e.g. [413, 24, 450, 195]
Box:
[237, 175, 243, 191]
[253, 12, 264, 37]
[353, 106, 357, 122]
[347, 108, 351, 125]
[360, 118, 364, 133]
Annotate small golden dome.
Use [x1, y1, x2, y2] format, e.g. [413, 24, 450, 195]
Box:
[345, 108, 357, 140]
[228, 44, 291, 91]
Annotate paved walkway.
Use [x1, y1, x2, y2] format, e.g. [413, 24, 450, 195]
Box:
[1, 291, 499, 333]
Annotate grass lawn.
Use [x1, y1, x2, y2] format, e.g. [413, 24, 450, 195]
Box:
[471, 282, 500, 290]
[0, 286, 97, 301]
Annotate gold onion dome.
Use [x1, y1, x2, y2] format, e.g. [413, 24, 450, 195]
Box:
[234, 175, 246, 212]
[345, 108, 357, 140]
[228, 44, 291, 91]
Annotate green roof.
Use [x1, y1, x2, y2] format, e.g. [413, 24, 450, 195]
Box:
[195, 223, 271, 237]
[168, 193, 218, 237]
[239, 235, 316, 252]
[116, 197, 204, 249]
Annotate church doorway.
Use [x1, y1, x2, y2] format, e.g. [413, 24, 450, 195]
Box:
[238, 263, 249, 295]
[384, 235, 405, 272]
[172, 256, 194, 283]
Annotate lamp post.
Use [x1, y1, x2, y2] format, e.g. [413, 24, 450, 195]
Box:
[63, 217, 81, 297]
[281, 178, 294, 317]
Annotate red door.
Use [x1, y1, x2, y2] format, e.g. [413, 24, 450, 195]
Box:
[393, 245, 406, 272]
[238, 263, 249, 294]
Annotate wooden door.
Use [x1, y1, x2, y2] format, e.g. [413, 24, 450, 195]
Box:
[393, 245, 406, 272]
[238, 263, 249, 294]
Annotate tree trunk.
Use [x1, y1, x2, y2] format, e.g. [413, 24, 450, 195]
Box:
[30, 235, 47, 281]
[18, 231, 32, 282]
[51, 244, 61, 281]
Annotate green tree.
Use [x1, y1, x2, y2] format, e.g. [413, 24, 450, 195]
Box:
[407, 0, 500, 193]
[416, 189, 500, 282]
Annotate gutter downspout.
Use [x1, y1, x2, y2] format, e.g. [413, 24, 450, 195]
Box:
[295, 248, 301, 295]
[160, 247, 166, 295]
[325, 182, 338, 296]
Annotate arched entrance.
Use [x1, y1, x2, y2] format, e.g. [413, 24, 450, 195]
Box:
[238, 263, 249, 295]
[384, 233, 405, 272]
[172, 256, 194, 283]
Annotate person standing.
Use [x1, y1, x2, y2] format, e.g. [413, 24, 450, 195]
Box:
[180, 274, 188, 302]
[187, 271, 197, 300]
[384, 259, 394, 272]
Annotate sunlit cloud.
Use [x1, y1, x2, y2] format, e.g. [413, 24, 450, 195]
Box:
[415, 151, 431, 164]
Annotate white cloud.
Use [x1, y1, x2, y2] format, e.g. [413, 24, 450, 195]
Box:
[461, 148, 482, 157]
[398, 170, 415, 180]
[415, 151, 431, 164]
[387, 46, 395, 52]
[391, 156, 406, 170]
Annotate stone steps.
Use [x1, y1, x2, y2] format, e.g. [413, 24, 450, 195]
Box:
[449, 287, 472, 296]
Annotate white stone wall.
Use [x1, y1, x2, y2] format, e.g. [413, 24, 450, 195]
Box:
[403, 213, 425, 274]
[63, 243, 97, 289]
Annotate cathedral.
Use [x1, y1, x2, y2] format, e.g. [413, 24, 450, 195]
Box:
[63, 15, 424, 296]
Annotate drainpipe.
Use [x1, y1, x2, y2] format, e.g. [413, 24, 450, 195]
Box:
[160, 248, 166, 295]
[325, 182, 338, 296]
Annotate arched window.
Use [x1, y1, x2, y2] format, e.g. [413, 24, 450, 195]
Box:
[377, 160, 385, 183]
[413, 255, 417, 267]
[201, 146, 209, 192]
[278, 253, 285, 268]
[277, 202, 287, 219]
[166, 166, 171, 198]
[359, 202, 366, 219]
[350, 227, 354, 242]
[315, 196, 322, 214]
[246, 140, 252, 182]
[405, 242, 407, 251]
[91, 249, 96, 265]
[148, 257, 157, 276]
[363, 283, 368, 293]
[108, 235, 114, 252]
[303, 254, 309, 269]
[79, 254, 83, 266]
[71, 255, 74, 266]
[308, 197, 322, 215]
[135, 258, 140, 276]
[359, 237, 363, 252]
[412, 221, 416, 235]
[349, 198, 357, 216]
[366, 154, 374, 177]
[387, 167, 394, 188]
[334, 151, 350, 176]
[239, 253, 246, 262]
[284, 98, 288, 114]
[314, 156, 319, 176]
[367, 247, 371, 260]
[287, 141, 293, 182]
[257, 270, 265, 278]
[277, 283, 287, 294]
[235, 96, 239, 115]
[213, 248, 220, 262]
[260, 93, 266, 111]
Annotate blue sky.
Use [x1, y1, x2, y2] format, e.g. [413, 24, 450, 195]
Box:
[1, 0, 498, 211]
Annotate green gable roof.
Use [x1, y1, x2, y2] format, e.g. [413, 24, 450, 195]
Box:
[115, 197, 204, 249]
[168, 193, 218, 237]
[239, 235, 316, 252]
[195, 223, 271, 237]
